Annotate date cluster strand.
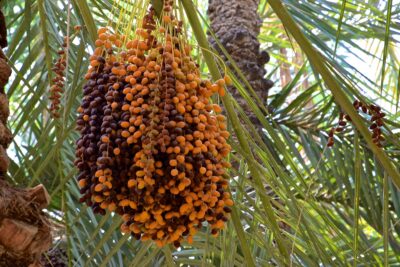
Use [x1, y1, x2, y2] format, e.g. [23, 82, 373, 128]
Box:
[75, 4, 233, 248]
[327, 100, 386, 147]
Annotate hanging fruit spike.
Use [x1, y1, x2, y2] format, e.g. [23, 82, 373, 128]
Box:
[75, 3, 233, 248]
[328, 100, 386, 148]
[49, 37, 68, 118]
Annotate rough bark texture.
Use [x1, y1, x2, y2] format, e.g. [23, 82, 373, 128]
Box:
[0, 182, 52, 266]
[208, 0, 273, 127]
[0, 10, 12, 181]
[0, 10, 52, 267]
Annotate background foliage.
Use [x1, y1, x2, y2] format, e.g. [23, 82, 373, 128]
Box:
[1, 0, 400, 266]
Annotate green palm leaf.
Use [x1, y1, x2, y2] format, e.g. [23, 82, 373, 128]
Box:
[2, 0, 399, 265]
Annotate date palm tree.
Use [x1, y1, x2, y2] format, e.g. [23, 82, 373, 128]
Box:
[1, 0, 399, 266]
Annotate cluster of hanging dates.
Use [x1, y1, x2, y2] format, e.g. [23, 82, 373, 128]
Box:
[75, 1, 233, 247]
[327, 100, 386, 147]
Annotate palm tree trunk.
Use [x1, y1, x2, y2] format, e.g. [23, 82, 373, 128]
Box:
[208, 0, 273, 127]
[0, 10, 52, 267]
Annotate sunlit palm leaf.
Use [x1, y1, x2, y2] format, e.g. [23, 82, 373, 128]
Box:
[2, 0, 400, 266]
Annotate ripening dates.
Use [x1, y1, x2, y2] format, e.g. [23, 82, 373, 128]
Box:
[327, 100, 386, 148]
[75, 4, 233, 248]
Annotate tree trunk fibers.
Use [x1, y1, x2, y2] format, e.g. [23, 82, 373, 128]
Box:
[207, 0, 273, 128]
[0, 9, 52, 267]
